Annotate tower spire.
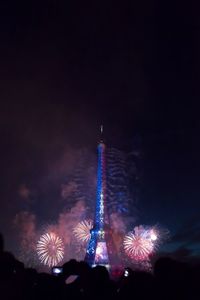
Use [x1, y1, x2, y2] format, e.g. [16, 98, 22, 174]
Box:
[85, 126, 114, 268]
[100, 124, 104, 143]
[100, 124, 103, 135]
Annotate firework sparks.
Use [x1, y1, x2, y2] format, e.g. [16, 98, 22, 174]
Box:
[124, 233, 153, 261]
[36, 232, 64, 267]
[73, 220, 93, 243]
[149, 229, 157, 241]
[123, 226, 157, 261]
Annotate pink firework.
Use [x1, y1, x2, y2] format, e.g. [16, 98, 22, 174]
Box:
[123, 227, 154, 261]
[36, 232, 64, 267]
[73, 220, 93, 243]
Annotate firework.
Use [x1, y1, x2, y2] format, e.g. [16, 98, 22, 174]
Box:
[123, 226, 157, 261]
[36, 232, 64, 267]
[73, 220, 93, 243]
[106, 148, 135, 215]
[151, 225, 170, 243]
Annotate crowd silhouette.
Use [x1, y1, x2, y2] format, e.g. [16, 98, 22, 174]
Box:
[0, 233, 199, 300]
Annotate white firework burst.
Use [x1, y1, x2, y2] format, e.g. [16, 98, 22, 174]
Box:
[73, 220, 93, 243]
[123, 226, 155, 261]
[36, 232, 64, 267]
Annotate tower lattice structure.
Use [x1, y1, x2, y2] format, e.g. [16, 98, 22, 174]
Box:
[85, 128, 116, 268]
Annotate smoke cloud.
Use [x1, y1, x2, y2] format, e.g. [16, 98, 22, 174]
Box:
[11, 146, 138, 269]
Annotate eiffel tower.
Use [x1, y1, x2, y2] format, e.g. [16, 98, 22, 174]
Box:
[85, 126, 116, 268]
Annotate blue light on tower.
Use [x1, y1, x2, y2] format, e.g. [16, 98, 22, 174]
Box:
[85, 127, 111, 267]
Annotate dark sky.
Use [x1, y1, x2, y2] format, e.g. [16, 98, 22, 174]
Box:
[0, 0, 200, 262]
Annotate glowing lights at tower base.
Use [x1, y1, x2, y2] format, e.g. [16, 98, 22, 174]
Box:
[94, 241, 109, 265]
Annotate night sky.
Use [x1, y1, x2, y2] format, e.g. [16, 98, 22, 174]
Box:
[0, 1, 200, 264]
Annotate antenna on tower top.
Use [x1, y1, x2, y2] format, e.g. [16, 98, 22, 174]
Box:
[100, 125, 103, 134]
[100, 125, 104, 143]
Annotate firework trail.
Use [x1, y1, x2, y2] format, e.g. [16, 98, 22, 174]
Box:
[13, 211, 38, 266]
[61, 149, 96, 211]
[36, 232, 64, 267]
[106, 148, 138, 217]
[61, 147, 138, 217]
[14, 211, 36, 243]
[73, 220, 93, 243]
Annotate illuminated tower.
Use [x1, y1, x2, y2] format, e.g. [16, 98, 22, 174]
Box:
[85, 126, 114, 267]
